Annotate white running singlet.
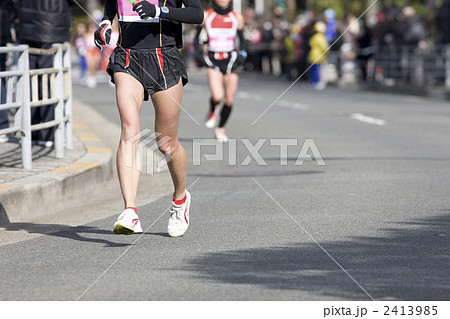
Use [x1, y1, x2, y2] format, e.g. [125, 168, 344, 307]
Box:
[204, 8, 238, 53]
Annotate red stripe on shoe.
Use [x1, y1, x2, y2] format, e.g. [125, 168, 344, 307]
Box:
[184, 206, 189, 224]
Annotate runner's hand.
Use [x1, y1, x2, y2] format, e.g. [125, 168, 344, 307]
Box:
[133, 1, 161, 20]
[237, 50, 247, 67]
[94, 20, 112, 50]
[239, 50, 248, 60]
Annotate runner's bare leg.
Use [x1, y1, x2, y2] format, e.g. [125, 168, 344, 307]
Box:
[114, 72, 144, 208]
[151, 79, 187, 200]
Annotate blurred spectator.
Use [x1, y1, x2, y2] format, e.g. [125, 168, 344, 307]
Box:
[372, 7, 399, 48]
[299, 14, 316, 82]
[424, 1, 437, 42]
[84, 23, 101, 88]
[399, 6, 426, 46]
[283, 25, 298, 81]
[345, 13, 361, 40]
[436, 0, 450, 44]
[16, 0, 80, 147]
[259, 21, 274, 75]
[241, 7, 258, 71]
[284, 24, 305, 81]
[271, 16, 289, 77]
[187, 2, 445, 88]
[323, 8, 337, 44]
[308, 21, 328, 89]
[0, 0, 15, 144]
[325, 10, 344, 81]
[75, 23, 88, 84]
[356, 22, 373, 82]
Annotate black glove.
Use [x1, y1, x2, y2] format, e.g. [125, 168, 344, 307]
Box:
[132, 1, 160, 20]
[94, 20, 112, 50]
[236, 50, 247, 67]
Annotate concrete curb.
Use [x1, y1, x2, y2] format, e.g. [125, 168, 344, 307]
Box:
[0, 104, 113, 224]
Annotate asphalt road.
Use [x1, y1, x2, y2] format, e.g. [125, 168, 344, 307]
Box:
[1, 70, 449, 301]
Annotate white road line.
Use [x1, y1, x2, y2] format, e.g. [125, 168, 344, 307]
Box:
[351, 113, 386, 126]
[236, 91, 263, 100]
[237, 92, 310, 111]
[277, 100, 310, 111]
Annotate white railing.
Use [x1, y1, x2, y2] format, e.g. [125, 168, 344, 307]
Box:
[0, 43, 73, 169]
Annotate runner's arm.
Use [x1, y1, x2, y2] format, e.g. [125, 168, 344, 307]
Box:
[102, 0, 117, 22]
[237, 13, 246, 52]
[237, 30, 246, 51]
[164, 0, 204, 24]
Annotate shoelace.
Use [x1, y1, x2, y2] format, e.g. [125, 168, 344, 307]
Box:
[169, 203, 185, 220]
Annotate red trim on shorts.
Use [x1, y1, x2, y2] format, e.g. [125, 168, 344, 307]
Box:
[125, 49, 130, 68]
[156, 47, 164, 71]
[208, 52, 230, 60]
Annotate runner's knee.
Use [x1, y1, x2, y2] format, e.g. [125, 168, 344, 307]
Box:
[120, 122, 141, 141]
[224, 97, 234, 106]
[211, 93, 224, 103]
[157, 138, 180, 156]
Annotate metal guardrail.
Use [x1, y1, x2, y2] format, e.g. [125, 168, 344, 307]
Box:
[370, 44, 450, 89]
[0, 43, 73, 169]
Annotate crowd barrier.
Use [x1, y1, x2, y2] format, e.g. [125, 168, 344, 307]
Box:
[0, 43, 73, 169]
[371, 44, 450, 89]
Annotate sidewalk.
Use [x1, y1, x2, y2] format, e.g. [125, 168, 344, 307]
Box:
[0, 101, 113, 224]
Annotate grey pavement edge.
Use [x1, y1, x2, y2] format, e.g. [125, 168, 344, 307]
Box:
[0, 101, 113, 225]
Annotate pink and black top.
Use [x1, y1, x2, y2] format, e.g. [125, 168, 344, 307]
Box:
[103, 0, 203, 49]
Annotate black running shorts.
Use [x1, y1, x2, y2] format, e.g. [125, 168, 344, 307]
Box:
[107, 46, 188, 101]
[204, 51, 243, 74]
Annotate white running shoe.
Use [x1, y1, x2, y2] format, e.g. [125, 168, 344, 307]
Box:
[168, 191, 191, 237]
[215, 127, 228, 142]
[37, 140, 54, 148]
[0, 134, 8, 144]
[205, 110, 218, 128]
[113, 207, 143, 234]
[86, 76, 97, 89]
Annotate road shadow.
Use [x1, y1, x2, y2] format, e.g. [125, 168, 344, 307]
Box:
[0, 143, 54, 168]
[1, 222, 131, 247]
[186, 214, 450, 300]
[146, 232, 172, 238]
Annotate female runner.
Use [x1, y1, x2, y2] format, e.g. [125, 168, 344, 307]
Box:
[94, 0, 203, 237]
[194, 0, 246, 142]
